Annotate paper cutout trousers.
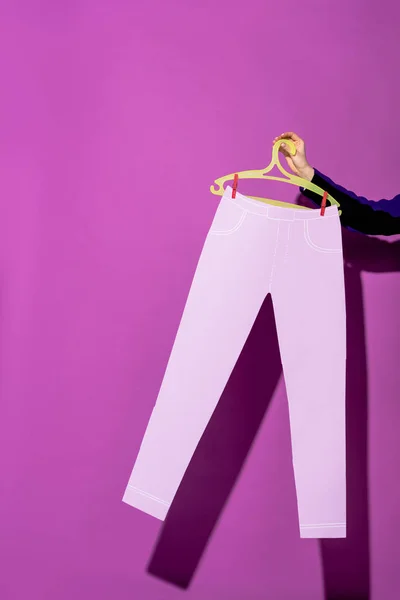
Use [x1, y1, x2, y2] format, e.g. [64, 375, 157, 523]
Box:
[123, 186, 347, 539]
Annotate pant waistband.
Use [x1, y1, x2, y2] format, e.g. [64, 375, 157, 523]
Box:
[224, 185, 339, 221]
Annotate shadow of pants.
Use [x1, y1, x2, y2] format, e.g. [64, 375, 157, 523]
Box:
[147, 294, 281, 588]
[320, 266, 370, 600]
[147, 269, 371, 599]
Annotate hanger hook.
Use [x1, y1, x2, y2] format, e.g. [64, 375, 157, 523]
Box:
[269, 137, 297, 178]
[210, 137, 297, 194]
[272, 137, 296, 161]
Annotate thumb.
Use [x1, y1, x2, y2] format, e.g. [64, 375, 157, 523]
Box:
[279, 142, 290, 157]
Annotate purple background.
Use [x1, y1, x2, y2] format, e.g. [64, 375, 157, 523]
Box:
[1, 1, 399, 599]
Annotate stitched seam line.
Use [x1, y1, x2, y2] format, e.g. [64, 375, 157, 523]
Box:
[283, 221, 292, 262]
[304, 221, 342, 253]
[268, 220, 280, 293]
[301, 523, 346, 528]
[127, 485, 170, 506]
[209, 210, 248, 236]
[301, 213, 338, 221]
[258, 212, 339, 222]
[224, 190, 338, 220]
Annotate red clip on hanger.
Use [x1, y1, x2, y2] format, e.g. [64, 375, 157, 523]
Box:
[232, 174, 239, 198]
[320, 191, 328, 216]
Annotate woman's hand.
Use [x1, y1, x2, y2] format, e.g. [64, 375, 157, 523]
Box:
[273, 132, 315, 182]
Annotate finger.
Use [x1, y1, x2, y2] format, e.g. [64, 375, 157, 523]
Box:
[281, 131, 301, 142]
[273, 134, 298, 155]
[273, 135, 288, 145]
[273, 134, 296, 147]
[278, 142, 291, 156]
[273, 140, 287, 151]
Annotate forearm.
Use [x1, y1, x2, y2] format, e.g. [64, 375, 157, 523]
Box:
[300, 169, 400, 236]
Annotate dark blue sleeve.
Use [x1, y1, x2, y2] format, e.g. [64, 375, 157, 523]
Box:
[300, 168, 400, 236]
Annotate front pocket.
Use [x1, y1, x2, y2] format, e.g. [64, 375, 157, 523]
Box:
[208, 198, 248, 236]
[303, 216, 342, 253]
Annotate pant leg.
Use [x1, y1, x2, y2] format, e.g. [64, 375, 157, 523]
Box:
[123, 197, 274, 519]
[272, 210, 347, 538]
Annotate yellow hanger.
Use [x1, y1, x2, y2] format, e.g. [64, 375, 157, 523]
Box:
[210, 138, 341, 214]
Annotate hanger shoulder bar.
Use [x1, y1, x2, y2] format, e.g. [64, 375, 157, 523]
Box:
[210, 138, 341, 211]
[211, 174, 340, 208]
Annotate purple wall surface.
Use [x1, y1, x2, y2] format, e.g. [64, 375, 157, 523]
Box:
[0, 2, 399, 599]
